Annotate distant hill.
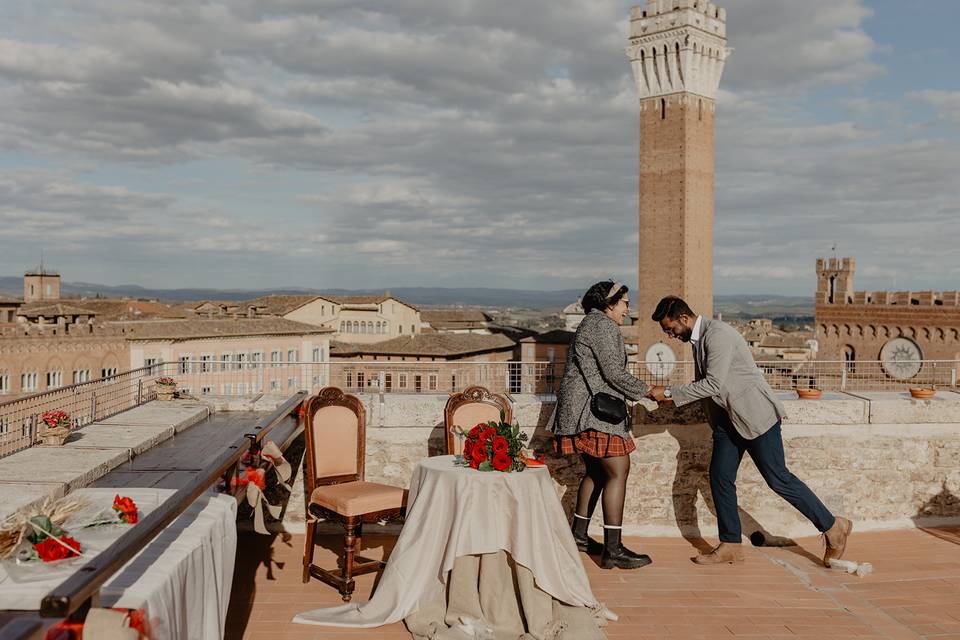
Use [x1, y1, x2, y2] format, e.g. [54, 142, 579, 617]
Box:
[0, 276, 813, 317]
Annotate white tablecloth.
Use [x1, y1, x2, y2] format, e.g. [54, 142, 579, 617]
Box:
[293, 455, 598, 628]
[0, 487, 237, 640]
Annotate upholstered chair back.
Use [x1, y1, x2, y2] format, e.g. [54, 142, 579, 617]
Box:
[444, 386, 513, 456]
[302, 387, 365, 489]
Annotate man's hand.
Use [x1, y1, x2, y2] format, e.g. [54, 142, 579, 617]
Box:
[647, 386, 673, 404]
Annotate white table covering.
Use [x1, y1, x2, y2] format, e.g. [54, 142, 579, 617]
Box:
[294, 455, 598, 628]
[0, 487, 237, 640]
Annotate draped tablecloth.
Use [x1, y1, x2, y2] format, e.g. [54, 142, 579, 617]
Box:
[0, 487, 237, 640]
[293, 456, 606, 637]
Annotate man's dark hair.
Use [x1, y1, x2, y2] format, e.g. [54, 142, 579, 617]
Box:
[581, 281, 628, 314]
[651, 296, 694, 322]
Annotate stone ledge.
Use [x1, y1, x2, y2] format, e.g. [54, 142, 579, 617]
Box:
[847, 391, 960, 424]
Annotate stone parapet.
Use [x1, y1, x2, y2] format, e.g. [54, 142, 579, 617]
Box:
[285, 393, 960, 538]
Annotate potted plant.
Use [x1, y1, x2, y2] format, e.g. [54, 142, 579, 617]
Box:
[155, 377, 177, 400]
[39, 410, 72, 446]
[909, 387, 936, 400]
[796, 388, 823, 400]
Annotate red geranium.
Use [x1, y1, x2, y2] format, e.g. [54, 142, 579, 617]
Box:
[113, 495, 139, 524]
[34, 535, 81, 563]
[492, 453, 511, 472]
[492, 436, 509, 455]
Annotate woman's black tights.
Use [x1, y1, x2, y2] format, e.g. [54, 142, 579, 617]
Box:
[574, 453, 631, 526]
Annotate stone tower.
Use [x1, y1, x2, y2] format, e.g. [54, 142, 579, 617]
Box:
[626, 0, 729, 366]
[815, 257, 855, 305]
[23, 269, 61, 303]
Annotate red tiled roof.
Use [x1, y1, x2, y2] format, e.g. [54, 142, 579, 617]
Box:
[331, 333, 515, 358]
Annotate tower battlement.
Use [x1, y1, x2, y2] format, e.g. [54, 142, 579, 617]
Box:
[626, 1, 728, 100]
[631, 0, 726, 23]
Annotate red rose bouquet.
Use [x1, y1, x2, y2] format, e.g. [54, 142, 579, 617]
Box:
[455, 413, 529, 472]
[113, 495, 139, 524]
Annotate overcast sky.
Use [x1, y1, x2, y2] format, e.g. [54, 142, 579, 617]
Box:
[1, 0, 958, 296]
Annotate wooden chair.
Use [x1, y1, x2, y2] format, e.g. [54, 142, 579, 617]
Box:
[443, 385, 513, 456]
[301, 387, 406, 601]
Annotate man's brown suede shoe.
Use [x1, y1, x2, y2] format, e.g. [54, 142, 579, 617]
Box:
[823, 517, 853, 567]
[693, 542, 745, 565]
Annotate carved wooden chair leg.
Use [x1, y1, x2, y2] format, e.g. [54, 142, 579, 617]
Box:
[302, 520, 316, 583]
[341, 516, 360, 602]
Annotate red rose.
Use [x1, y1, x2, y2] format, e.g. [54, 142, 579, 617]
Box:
[471, 443, 488, 463]
[492, 453, 512, 472]
[492, 436, 509, 455]
[35, 535, 81, 562]
[470, 459, 479, 469]
[244, 467, 266, 490]
[468, 424, 483, 439]
[113, 495, 139, 524]
[463, 440, 474, 458]
[478, 428, 496, 444]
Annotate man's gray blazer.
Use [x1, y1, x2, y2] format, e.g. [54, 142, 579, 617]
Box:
[671, 317, 787, 440]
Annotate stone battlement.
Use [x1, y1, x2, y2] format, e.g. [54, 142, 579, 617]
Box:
[632, 0, 726, 21]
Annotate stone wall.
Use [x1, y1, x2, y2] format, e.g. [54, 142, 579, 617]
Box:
[285, 392, 960, 540]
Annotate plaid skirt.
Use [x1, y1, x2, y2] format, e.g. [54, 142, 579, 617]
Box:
[554, 430, 636, 458]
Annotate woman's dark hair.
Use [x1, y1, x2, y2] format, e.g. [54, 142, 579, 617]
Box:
[651, 295, 694, 322]
[581, 281, 629, 314]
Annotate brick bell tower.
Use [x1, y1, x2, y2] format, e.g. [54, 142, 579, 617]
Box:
[626, 0, 729, 370]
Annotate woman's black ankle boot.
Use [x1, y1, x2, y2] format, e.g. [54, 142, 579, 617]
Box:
[571, 515, 602, 554]
[600, 526, 652, 569]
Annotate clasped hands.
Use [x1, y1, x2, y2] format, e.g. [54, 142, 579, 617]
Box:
[647, 385, 673, 405]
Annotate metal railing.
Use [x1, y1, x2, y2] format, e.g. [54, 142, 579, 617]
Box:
[3, 358, 957, 460]
[0, 365, 165, 459]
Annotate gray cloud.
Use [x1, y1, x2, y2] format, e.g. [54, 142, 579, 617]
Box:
[0, 0, 955, 294]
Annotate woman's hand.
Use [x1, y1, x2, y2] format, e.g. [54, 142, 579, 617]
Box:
[648, 386, 674, 405]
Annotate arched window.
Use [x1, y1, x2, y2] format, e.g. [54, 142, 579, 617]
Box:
[674, 42, 683, 86]
[663, 44, 672, 86]
[698, 98, 703, 121]
[661, 98, 666, 119]
[828, 276, 836, 303]
[339, 321, 345, 331]
[843, 345, 855, 373]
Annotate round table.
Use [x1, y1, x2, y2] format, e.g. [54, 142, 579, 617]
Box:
[294, 455, 606, 638]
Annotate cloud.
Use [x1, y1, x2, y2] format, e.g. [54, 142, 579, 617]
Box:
[912, 90, 960, 127]
[2, 0, 955, 295]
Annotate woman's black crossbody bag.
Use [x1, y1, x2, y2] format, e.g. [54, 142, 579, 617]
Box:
[575, 356, 628, 424]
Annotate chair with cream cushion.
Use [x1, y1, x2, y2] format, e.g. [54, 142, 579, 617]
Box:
[443, 385, 513, 456]
[301, 387, 406, 601]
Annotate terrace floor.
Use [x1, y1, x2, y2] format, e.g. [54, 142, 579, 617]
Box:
[225, 525, 960, 640]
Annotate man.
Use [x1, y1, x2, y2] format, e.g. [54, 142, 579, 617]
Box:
[648, 296, 852, 566]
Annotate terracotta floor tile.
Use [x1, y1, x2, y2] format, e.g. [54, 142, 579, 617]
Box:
[226, 528, 960, 639]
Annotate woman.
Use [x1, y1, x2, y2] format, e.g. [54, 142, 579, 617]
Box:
[553, 281, 651, 569]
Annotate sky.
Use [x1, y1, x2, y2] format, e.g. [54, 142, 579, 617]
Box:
[0, 0, 958, 296]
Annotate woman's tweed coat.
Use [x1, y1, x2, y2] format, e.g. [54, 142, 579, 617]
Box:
[553, 309, 649, 438]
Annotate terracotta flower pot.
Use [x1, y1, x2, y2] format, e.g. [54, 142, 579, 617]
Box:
[796, 388, 822, 400]
[909, 388, 936, 400]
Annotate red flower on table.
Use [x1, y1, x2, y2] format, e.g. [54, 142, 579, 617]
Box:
[113, 495, 139, 524]
[34, 535, 81, 563]
[471, 443, 488, 464]
[463, 439, 474, 459]
[478, 427, 496, 445]
[492, 453, 512, 472]
[468, 424, 484, 439]
[492, 436, 509, 455]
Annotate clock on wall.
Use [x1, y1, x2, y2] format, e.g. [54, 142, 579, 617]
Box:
[880, 337, 922, 380]
[644, 342, 676, 378]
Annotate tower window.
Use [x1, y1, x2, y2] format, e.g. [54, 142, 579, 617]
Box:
[661, 98, 666, 119]
[698, 99, 703, 121]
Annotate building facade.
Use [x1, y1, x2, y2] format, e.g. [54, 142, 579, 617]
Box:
[815, 257, 960, 379]
[626, 0, 728, 370]
[243, 294, 421, 344]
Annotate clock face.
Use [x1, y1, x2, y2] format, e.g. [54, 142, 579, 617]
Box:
[880, 337, 922, 380]
[645, 342, 676, 378]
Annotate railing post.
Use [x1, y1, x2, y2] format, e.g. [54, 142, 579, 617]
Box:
[90, 393, 97, 421]
[137, 379, 143, 405]
[952, 366, 957, 389]
[841, 368, 847, 392]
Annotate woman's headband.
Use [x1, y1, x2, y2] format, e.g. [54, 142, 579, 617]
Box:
[605, 282, 624, 299]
